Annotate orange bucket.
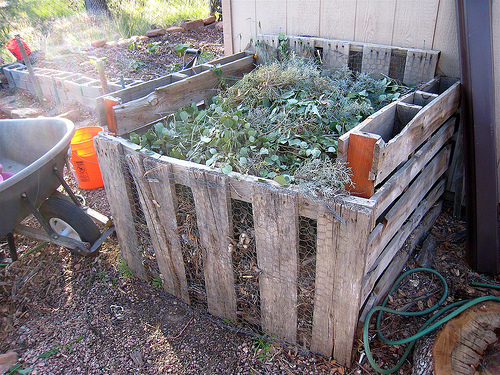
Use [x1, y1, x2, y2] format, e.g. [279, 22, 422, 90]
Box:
[70, 126, 104, 190]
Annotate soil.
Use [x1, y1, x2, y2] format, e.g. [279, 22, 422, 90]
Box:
[1, 25, 500, 375]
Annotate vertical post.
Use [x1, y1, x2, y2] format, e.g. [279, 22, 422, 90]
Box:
[455, 0, 500, 272]
[15, 35, 45, 106]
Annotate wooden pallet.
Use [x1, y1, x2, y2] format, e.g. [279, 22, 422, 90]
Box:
[94, 76, 459, 364]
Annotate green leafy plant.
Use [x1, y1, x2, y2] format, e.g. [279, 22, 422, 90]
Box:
[252, 334, 273, 361]
[8, 364, 33, 374]
[128, 59, 146, 72]
[146, 41, 161, 54]
[116, 258, 133, 279]
[129, 55, 411, 194]
[173, 42, 190, 56]
[152, 278, 162, 288]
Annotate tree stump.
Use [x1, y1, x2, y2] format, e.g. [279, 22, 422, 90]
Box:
[432, 301, 500, 375]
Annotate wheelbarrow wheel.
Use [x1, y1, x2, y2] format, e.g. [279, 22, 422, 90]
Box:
[39, 197, 101, 254]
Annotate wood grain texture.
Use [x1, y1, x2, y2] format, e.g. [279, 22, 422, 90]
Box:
[311, 202, 373, 365]
[433, 301, 500, 375]
[366, 147, 450, 273]
[372, 81, 460, 185]
[354, 0, 396, 45]
[112, 55, 255, 134]
[371, 117, 455, 219]
[94, 136, 147, 280]
[346, 132, 379, 198]
[255, 0, 287, 35]
[127, 154, 190, 303]
[222, 0, 233, 54]
[252, 184, 299, 344]
[391, 0, 439, 49]
[189, 169, 237, 319]
[362, 180, 446, 300]
[319, 0, 356, 40]
[361, 44, 392, 79]
[287, 0, 320, 37]
[431, 0, 460, 78]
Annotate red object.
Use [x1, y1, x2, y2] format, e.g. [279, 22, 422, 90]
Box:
[6, 38, 31, 60]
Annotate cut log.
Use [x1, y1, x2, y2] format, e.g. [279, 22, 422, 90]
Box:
[432, 301, 500, 375]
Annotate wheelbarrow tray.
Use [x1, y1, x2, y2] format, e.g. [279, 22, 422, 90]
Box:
[0, 117, 75, 236]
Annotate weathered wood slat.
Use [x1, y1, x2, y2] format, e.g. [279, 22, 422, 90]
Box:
[366, 146, 451, 271]
[362, 179, 446, 301]
[346, 132, 380, 198]
[96, 132, 377, 219]
[189, 169, 237, 320]
[126, 153, 190, 303]
[403, 49, 440, 86]
[94, 136, 147, 280]
[359, 200, 443, 321]
[112, 56, 255, 135]
[252, 184, 299, 343]
[362, 44, 392, 79]
[142, 158, 190, 303]
[371, 117, 455, 219]
[311, 202, 373, 365]
[372, 81, 460, 185]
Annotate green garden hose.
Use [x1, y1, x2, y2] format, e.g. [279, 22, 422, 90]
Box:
[363, 267, 500, 374]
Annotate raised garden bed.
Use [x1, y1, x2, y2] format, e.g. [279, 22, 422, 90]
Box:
[93, 36, 460, 365]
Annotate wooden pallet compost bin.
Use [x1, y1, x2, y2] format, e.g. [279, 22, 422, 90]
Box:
[93, 36, 460, 365]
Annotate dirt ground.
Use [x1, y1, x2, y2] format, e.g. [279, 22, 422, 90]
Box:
[1, 25, 500, 375]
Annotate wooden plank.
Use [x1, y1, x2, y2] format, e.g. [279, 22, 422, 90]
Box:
[361, 44, 392, 79]
[372, 81, 460, 185]
[313, 38, 351, 72]
[355, 1, 396, 45]
[366, 146, 451, 271]
[310, 203, 373, 364]
[494, 0, 500, 204]
[359, 200, 443, 321]
[252, 184, 299, 343]
[112, 55, 255, 135]
[393, 102, 422, 136]
[126, 153, 190, 303]
[403, 49, 440, 86]
[372, 117, 455, 219]
[346, 132, 380, 198]
[255, 0, 286, 35]
[93, 135, 147, 280]
[338, 101, 397, 162]
[229, 0, 256, 52]
[319, 0, 356, 40]
[391, 0, 440, 49]
[222, 0, 234, 55]
[311, 201, 372, 364]
[362, 180, 445, 302]
[287, 0, 320, 37]
[189, 169, 237, 320]
[103, 96, 119, 133]
[431, 0, 460, 78]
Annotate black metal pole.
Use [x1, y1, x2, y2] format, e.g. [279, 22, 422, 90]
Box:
[455, 0, 500, 272]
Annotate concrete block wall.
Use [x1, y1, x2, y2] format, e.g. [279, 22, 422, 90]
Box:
[2, 64, 143, 111]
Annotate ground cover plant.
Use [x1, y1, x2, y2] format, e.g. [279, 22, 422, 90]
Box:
[129, 54, 412, 196]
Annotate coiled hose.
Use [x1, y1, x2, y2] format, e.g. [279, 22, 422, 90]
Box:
[363, 267, 500, 374]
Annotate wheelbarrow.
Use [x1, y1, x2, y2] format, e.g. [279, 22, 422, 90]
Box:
[0, 117, 114, 260]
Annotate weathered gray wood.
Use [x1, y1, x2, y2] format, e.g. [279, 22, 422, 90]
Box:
[126, 153, 190, 303]
[371, 117, 455, 219]
[372, 81, 460, 185]
[366, 146, 451, 271]
[393, 102, 422, 136]
[362, 181, 445, 300]
[311, 203, 373, 365]
[189, 169, 237, 320]
[362, 44, 392, 79]
[94, 136, 147, 280]
[112, 56, 255, 135]
[252, 184, 299, 344]
[403, 49, 440, 86]
[360, 200, 443, 322]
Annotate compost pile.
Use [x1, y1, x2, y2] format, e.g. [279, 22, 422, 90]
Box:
[129, 55, 411, 197]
